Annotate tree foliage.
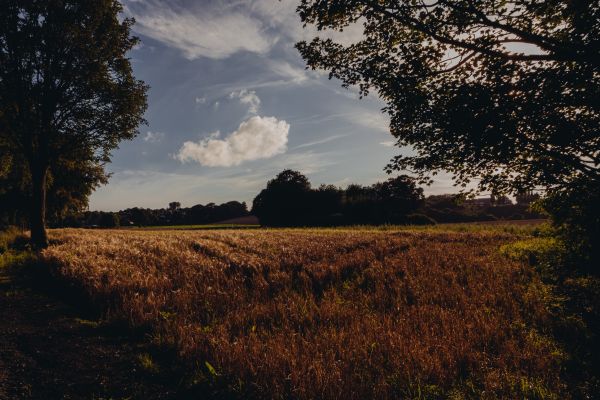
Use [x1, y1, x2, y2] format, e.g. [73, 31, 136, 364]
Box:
[0, 151, 108, 227]
[252, 170, 313, 226]
[252, 170, 425, 226]
[58, 201, 249, 228]
[296, 0, 599, 194]
[0, 0, 148, 247]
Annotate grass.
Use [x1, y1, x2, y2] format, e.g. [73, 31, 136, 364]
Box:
[126, 224, 261, 231]
[0, 227, 35, 270]
[124, 220, 544, 234]
[41, 225, 567, 399]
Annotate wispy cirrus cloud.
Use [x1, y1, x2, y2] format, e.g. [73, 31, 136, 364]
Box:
[143, 131, 164, 143]
[123, 1, 273, 59]
[176, 116, 289, 167]
[347, 110, 390, 133]
[250, 0, 365, 46]
[124, 0, 363, 60]
[293, 134, 349, 150]
[267, 60, 310, 84]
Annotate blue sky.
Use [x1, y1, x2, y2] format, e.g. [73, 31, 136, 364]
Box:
[89, 0, 457, 211]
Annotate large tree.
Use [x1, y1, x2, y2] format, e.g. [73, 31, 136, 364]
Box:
[296, 0, 599, 195]
[252, 169, 312, 226]
[0, 0, 147, 248]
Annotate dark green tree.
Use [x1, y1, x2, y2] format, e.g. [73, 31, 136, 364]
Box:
[296, 0, 599, 195]
[373, 175, 424, 221]
[0, 151, 29, 227]
[168, 202, 182, 212]
[0, 0, 148, 248]
[0, 151, 107, 227]
[46, 158, 109, 225]
[252, 170, 312, 226]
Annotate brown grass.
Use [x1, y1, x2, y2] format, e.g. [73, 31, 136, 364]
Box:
[43, 228, 564, 399]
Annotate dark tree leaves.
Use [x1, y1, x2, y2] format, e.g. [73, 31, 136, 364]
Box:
[296, 0, 600, 194]
[0, 0, 148, 246]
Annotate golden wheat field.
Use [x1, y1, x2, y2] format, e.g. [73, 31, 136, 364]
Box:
[42, 227, 563, 399]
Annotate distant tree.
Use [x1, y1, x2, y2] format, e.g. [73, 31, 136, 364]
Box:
[254, 171, 423, 226]
[490, 194, 512, 206]
[186, 204, 206, 225]
[0, 1, 148, 247]
[342, 184, 379, 224]
[311, 184, 343, 223]
[296, 1, 599, 195]
[217, 201, 249, 221]
[374, 175, 424, 222]
[98, 212, 119, 228]
[252, 170, 312, 226]
[127, 208, 154, 227]
[169, 202, 181, 212]
[425, 194, 466, 210]
[515, 191, 541, 206]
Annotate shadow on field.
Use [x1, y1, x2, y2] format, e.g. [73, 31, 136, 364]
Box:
[0, 255, 205, 400]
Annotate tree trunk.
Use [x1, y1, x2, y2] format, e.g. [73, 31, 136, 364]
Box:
[30, 164, 49, 249]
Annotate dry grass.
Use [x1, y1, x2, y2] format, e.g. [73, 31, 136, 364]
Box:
[43, 228, 564, 399]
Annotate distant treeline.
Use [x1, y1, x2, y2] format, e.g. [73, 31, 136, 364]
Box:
[252, 170, 427, 226]
[251, 170, 543, 227]
[52, 201, 249, 228]
[1, 168, 543, 229]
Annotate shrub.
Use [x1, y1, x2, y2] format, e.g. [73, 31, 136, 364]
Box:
[405, 213, 436, 225]
[0, 226, 25, 254]
[538, 178, 600, 274]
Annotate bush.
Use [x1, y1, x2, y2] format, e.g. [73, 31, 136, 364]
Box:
[539, 178, 600, 274]
[500, 237, 565, 277]
[405, 213, 436, 225]
[0, 226, 24, 254]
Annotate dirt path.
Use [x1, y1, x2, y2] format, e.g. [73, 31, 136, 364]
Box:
[0, 264, 178, 400]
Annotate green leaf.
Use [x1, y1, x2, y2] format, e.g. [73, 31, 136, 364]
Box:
[205, 361, 218, 377]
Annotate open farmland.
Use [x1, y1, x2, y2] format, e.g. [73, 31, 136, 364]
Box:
[42, 227, 563, 399]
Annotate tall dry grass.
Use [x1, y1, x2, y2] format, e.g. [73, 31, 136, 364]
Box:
[43, 228, 564, 399]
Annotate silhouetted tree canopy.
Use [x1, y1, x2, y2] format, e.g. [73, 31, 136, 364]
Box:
[296, 0, 599, 195]
[252, 170, 313, 226]
[252, 170, 425, 226]
[0, 0, 148, 247]
[0, 148, 107, 228]
[57, 201, 250, 229]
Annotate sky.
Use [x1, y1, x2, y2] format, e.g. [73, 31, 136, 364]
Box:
[89, 0, 459, 211]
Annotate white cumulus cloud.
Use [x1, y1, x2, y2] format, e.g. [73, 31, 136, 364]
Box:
[176, 116, 289, 167]
[230, 89, 261, 114]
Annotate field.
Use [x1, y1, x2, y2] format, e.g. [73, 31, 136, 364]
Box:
[41, 226, 564, 399]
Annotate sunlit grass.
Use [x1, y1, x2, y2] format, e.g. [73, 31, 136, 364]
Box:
[42, 225, 563, 399]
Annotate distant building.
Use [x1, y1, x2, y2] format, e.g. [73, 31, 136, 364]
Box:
[465, 195, 513, 207]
